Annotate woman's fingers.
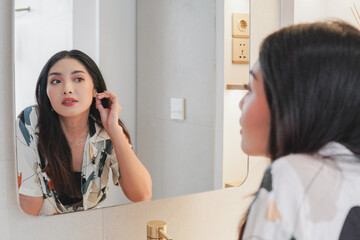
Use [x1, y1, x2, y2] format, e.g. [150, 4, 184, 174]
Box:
[96, 91, 121, 112]
[95, 97, 105, 111]
[95, 90, 122, 129]
[97, 91, 115, 101]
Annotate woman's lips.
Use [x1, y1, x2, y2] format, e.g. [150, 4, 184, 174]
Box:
[62, 97, 78, 106]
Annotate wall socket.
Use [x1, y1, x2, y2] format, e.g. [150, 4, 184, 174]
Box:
[232, 38, 249, 64]
[232, 13, 249, 38]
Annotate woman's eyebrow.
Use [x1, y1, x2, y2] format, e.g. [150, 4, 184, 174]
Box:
[48, 70, 85, 77]
[48, 72, 61, 77]
[71, 70, 85, 75]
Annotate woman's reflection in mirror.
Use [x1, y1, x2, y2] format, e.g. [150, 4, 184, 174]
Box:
[16, 50, 152, 216]
[239, 21, 360, 239]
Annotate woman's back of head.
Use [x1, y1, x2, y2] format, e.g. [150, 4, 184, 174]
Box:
[259, 21, 360, 160]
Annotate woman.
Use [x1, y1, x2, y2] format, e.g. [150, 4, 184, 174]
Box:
[239, 21, 360, 239]
[17, 50, 152, 216]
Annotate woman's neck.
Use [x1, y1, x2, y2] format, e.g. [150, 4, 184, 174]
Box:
[59, 113, 89, 140]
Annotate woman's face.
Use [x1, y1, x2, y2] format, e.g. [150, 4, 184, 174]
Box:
[239, 61, 271, 156]
[46, 58, 96, 118]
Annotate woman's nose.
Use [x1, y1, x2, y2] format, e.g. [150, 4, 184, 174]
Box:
[63, 80, 73, 95]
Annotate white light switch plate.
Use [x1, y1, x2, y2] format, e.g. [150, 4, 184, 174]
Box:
[170, 98, 185, 120]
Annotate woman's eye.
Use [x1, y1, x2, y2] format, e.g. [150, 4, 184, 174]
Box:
[74, 78, 84, 83]
[50, 79, 61, 85]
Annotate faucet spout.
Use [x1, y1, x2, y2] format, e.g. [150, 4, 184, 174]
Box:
[159, 229, 173, 240]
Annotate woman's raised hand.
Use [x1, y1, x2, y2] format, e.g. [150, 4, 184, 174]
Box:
[95, 91, 122, 133]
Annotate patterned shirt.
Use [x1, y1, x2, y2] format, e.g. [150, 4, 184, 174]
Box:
[243, 142, 360, 240]
[16, 106, 123, 215]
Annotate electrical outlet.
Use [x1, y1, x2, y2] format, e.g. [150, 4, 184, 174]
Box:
[232, 38, 249, 64]
[232, 13, 249, 38]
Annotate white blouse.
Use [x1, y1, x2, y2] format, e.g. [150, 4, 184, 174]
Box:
[16, 106, 124, 215]
[243, 142, 360, 240]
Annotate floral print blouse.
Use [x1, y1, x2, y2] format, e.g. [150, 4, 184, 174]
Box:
[16, 106, 124, 215]
[243, 142, 360, 240]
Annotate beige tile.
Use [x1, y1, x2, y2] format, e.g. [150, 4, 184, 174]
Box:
[103, 187, 255, 240]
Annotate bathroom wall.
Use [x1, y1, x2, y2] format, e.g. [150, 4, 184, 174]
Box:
[136, 0, 217, 200]
[0, 0, 280, 239]
[294, 0, 359, 26]
[14, 0, 73, 115]
[98, 0, 137, 147]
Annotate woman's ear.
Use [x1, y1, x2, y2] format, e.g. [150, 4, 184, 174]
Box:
[93, 89, 98, 97]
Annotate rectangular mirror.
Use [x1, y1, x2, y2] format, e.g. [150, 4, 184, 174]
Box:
[15, 0, 251, 215]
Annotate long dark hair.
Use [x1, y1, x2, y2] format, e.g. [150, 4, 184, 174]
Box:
[239, 21, 360, 239]
[260, 20, 360, 160]
[36, 50, 131, 198]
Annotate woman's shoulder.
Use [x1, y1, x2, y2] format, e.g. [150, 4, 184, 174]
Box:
[17, 105, 39, 127]
[270, 152, 319, 174]
[268, 143, 352, 192]
[16, 106, 39, 148]
[261, 153, 323, 191]
[17, 105, 38, 118]
[272, 142, 356, 173]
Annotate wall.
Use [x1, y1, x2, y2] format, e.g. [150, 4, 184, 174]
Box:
[99, 0, 137, 147]
[136, 0, 217, 200]
[73, 0, 98, 62]
[14, 0, 73, 115]
[294, 0, 359, 26]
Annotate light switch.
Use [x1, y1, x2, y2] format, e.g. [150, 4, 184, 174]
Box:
[170, 98, 185, 120]
[232, 13, 250, 38]
[232, 38, 249, 64]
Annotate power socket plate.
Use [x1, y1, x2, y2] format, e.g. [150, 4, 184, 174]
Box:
[232, 38, 249, 64]
[232, 13, 249, 38]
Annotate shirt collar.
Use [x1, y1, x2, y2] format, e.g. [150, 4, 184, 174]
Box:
[317, 142, 358, 161]
[88, 117, 110, 143]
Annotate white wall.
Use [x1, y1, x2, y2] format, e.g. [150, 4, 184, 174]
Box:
[294, 0, 359, 26]
[14, 0, 73, 115]
[294, 0, 326, 23]
[99, 0, 137, 149]
[136, 0, 217, 200]
[73, 0, 98, 62]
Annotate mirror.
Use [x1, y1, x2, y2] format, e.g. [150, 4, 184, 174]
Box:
[15, 0, 251, 215]
[18, 0, 357, 217]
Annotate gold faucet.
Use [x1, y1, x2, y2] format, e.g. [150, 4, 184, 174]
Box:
[147, 220, 174, 240]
